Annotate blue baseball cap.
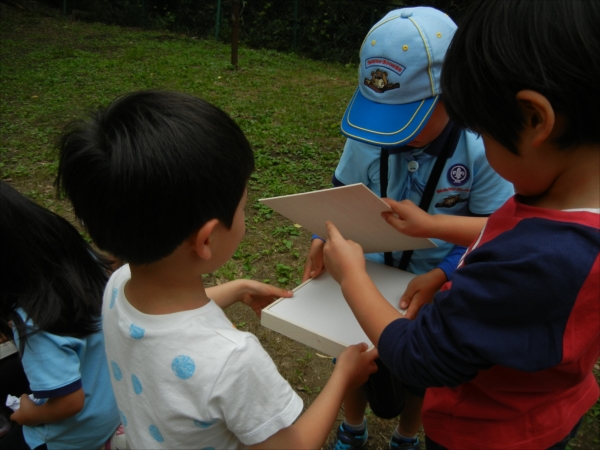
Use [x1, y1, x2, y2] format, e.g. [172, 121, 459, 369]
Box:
[341, 7, 457, 148]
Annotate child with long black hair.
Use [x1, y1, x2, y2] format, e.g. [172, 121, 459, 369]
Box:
[0, 181, 121, 450]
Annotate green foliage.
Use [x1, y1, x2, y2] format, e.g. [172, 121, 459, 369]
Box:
[240, 0, 399, 63]
[47, 0, 480, 64]
[275, 263, 294, 284]
[584, 397, 600, 433]
[272, 225, 301, 237]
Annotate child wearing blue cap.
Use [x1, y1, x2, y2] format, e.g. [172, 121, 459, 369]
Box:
[323, 0, 599, 448]
[302, 6, 513, 450]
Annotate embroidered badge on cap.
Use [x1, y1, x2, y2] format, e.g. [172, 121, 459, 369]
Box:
[447, 164, 469, 185]
[363, 64, 402, 94]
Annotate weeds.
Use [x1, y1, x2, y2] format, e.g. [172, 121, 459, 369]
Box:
[0, 3, 349, 292]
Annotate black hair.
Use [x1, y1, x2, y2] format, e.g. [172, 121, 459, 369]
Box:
[0, 182, 110, 353]
[441, 0, 600, 154]
[55, 90, 255, 265]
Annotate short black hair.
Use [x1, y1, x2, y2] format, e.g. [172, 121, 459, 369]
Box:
[441, 0, 600, 153]
[0, 181, 110, 352]
[56, 90, 255, 264]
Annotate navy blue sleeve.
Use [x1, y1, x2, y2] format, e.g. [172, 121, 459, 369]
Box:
[435, 245, 466, 280]
[435, 211, 487, 279]
[378, 218, 600, 388]
[332, 173, 345, 187]
[33, 379, 82, 399]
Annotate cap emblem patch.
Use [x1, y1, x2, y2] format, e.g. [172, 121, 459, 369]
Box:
[364, 69, 400, 93]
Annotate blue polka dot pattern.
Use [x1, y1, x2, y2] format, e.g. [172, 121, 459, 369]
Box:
[119, 409, 128, 427]
[193, 419, 218, 429]
[132, 374, 143, 395]
[111, 361, 122, 381]
[110, 288, 118, 309]
[149, 424, 164, 442]
[129, 323, 145, 339]
[171, 355, 195, 380]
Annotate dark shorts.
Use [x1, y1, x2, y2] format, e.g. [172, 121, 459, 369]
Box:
[363, 358, 426, 419]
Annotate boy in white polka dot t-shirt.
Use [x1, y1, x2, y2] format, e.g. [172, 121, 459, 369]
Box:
[55, 90, 378, 449]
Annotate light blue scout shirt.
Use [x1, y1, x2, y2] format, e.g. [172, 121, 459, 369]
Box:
[333, 127, 514, 276]
[13, 309, 120, 450]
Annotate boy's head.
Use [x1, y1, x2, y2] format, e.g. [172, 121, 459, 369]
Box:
[56, 90, 255, 265]
[340, 7, 457, 148]
[441, 0, 600, 154]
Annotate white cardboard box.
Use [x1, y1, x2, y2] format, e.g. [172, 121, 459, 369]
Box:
[261, 260, 415, 357]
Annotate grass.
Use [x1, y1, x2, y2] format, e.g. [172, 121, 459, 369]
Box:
[0, 2, 353, 286]
[1, 3, 598, 449]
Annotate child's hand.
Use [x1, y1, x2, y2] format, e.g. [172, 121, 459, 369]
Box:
[240, 280, 293, 317]
[301, 238, 326, 282]
[323, 221, 365, 286]
[381, 198, 437, 238]
[334, 343, 379, 390]
[400, 268, 447, 319]
[10, 394, 40, 426]
[10, 389, 84, 426]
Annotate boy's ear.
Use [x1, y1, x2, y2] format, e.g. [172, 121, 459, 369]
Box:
[189, 219, 219, 260]
[515, 90, 555, 147]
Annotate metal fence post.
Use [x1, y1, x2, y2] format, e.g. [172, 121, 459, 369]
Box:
[142, 0, 147, 28]
[215, 0, 222, 40]
[293, 0, 298, 51]
[231, 0, 240, 68]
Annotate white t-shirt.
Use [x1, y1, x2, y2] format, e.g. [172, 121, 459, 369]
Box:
[103, 265, 303, 449]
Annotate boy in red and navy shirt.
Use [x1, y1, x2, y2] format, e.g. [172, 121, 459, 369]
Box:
[321, 0, 600, 448]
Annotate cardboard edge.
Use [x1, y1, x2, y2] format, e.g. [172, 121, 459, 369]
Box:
[258, 183, 375, 202]
[260, 275, 317, 312]
[258, 184, 436, 251]
[0, 340, 17, 359]
[261, 308, 349, 357]
[261, 273, 352, 357]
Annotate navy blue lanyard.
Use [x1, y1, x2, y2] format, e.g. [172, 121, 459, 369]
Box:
[380, 123, 461, 270]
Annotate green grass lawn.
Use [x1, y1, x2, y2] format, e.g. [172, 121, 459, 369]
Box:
[1, 4, 598, 449]
[0, 2, 356, 286]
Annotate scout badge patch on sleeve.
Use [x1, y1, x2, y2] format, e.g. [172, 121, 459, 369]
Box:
[435, 194, 468, 208]
[447, 163, 470, 185]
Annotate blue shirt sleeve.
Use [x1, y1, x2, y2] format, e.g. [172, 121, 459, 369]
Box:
[14, 311, 84, 398]
[334, 139, 382, 194]
[435, 245, 466, 280]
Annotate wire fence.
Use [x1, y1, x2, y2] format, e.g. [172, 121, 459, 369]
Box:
[59, 0, 471, 64]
